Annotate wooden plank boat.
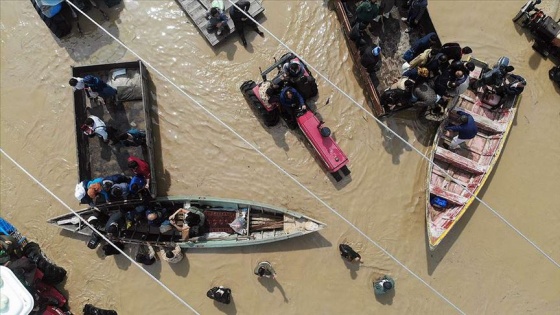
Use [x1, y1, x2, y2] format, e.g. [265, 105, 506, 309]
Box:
[332, 0, 440, 117]
[175, 0, 265, 46]
[425, 57, 521, 250]
[47, 196, 326, 248]
[72, 60, 157, 201]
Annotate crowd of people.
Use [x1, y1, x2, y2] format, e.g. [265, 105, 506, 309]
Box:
[343, 0, 527, 132]
[74, 155, 151, 206]
[206, 0, 265, 47]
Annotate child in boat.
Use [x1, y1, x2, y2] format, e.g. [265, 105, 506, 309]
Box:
[374, 275, 395, 295]
[206, 7, 229, 36]
[254, 261, 276, 279]
[339, 244, 362, 263]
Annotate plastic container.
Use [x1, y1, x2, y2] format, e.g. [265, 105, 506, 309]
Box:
[0, 266, 34, 314]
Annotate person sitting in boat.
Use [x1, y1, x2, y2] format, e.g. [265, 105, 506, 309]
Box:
[403, 32, 438, 62]
[83, 304, 118, 315]
[128, 156, 151, 189]
[445, 111, 477, 150]
[279, 86, 307, 124]
[146, 208, 173, 233]
[108, 183, 128, 201]
[206, 7, 229, 36]
[379, 78, 416, 111]
[229, 0, 265, 47]
[116, 128, 146, 147]
[82, 74, 117, 103]
[339, 244, 362, 263]
[205, 0, 225, 19]
[158, 244, 184, 264]
[349, 22, 368, 49]
[374, 275, 395, 295]
[254, 261, 277, 279]
[169, 205, 206, 240]
[360, 45, 382, 76]
[82, 115, 111, 143]
[105, 211, 125, 237]
[496, 74, 526, 97]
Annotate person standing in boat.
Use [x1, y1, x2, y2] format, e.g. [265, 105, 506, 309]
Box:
[445, 111, 477, 150]
[401, 0, 428, 33]
[355, 0, 379, 27]
[254, 261, 277, 279]
[229, 0, 264, 47]
[349, 22, 368, 49]
[360, 45, 382, 77]
[373, 275, 395, 295]
[127, 156, 151, 189]
[158, 244, 184, 264]
[169, 205, 206, 240]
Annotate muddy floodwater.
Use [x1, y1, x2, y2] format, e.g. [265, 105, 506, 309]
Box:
[1, 0, 559, 314]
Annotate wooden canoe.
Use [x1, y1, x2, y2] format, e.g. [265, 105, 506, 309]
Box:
[72, 60, 157, 201]
[425, 57, 521, 250]
[47, 196, 326, 248]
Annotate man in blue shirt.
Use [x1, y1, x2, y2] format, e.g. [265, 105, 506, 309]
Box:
[279, 87, 306, 124]
[403, 32, 438, 62]
[445, 111, 477, 150]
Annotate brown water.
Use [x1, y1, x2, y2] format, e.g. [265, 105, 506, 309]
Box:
[1, 0, 560, 314]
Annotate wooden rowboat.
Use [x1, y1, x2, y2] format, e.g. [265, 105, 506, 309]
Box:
[47, 196, 326, 249]
[425, 57, 521, 250]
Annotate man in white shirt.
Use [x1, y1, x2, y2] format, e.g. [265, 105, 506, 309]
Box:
[82, 115, 109, 142]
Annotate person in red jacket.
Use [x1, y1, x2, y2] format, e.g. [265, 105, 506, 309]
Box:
[127, 156, 151, 188]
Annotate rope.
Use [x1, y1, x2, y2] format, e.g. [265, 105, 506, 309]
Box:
[0, 148, 200, 315]
[63, 1, 465, 312]
[227, 0, 560, 269]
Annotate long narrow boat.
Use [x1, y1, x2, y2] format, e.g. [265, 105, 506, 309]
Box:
[175, 0, 265, 46]
[425, 57, 521, 250]
[332, 0, 440, 117]
[47, 196, 326, 248]
[72, 60, 157, 201]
